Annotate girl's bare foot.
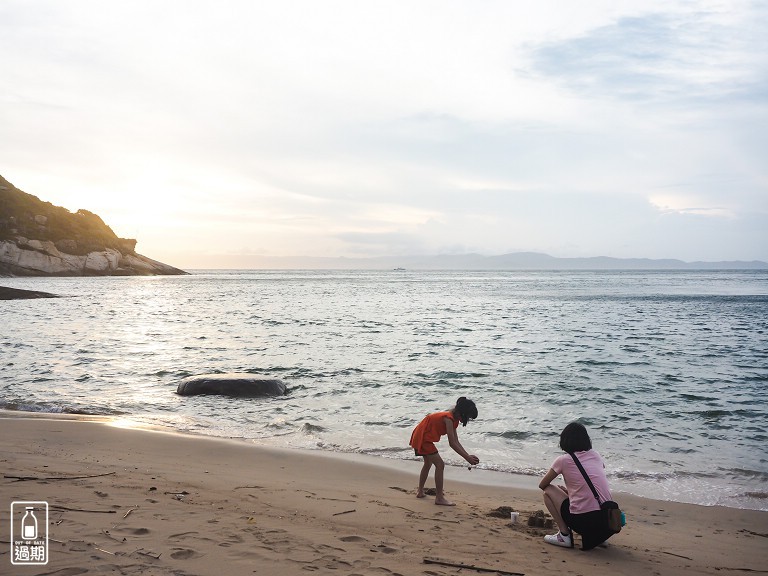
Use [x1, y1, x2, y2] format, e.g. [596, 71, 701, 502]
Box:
[435, 496, 456, 506]
[416, 489, 426, 498]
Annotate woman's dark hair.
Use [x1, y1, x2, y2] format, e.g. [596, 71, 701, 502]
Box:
[454, 397, 478, 427]
[559, 421, 592, 453]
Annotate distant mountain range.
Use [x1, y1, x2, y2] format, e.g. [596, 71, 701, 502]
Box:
[196, 252, 768, 270]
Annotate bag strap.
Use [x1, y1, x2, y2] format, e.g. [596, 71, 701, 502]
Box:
[569, 452, 603, 505]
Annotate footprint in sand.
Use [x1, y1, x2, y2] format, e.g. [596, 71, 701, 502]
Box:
[119, 527, 150, 535]
[169, 531, 199, 540]
[340, 536, 368, 543]
[170, 548, 203, 560]
[218, 533, 245, 547]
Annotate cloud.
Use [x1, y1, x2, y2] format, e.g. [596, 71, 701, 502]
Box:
[0, 1, 766, 264]
[519, 4, 768, 230]
[528, 7, 768, 106]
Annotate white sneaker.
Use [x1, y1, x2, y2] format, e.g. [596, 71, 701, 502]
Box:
[544, 531, 573, 548]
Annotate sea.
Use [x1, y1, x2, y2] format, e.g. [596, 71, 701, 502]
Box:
[2, 269, 767, 511]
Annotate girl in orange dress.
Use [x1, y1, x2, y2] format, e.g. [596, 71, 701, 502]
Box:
[409, 397, 479, 505]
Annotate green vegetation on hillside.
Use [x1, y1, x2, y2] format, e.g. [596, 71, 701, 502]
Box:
[0, 175, 136, 255]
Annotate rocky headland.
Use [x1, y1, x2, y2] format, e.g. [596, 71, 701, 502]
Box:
[0, 175, 187, 277]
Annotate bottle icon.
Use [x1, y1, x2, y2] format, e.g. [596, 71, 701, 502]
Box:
[21, 507, 38, 540]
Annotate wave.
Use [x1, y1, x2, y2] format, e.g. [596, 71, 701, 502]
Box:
[361, 446, 407, 455]
[461, 462, 544, 477]
[486, 430, 535, 441]
[739, 374, 768, 382]
[575, 359, 651, 367]
[0, 401, 125, 417]
[688, 408, 766, 420]
[743, 492, 768, 500]
[720, 468, 768, 481]
[670, 447, 698, 454]
[300, 423, 327, 434]
[692, 409, 732, 418]
[570, 294, 768, 304]
[678, 393, 718, 402]
[610, 469, 720, 481]
[412, 370, 490, 381]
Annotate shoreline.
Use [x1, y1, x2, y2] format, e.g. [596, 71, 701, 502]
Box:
[0, 409, 552, 492]
[2, 414, 766, 575]
[2, 409, 764, 511]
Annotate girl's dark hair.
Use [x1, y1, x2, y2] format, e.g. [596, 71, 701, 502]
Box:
[559, 421, 592, 453]
[454, 397, 478, 427]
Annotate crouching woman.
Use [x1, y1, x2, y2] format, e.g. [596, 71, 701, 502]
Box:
[539, 421, 615, 550]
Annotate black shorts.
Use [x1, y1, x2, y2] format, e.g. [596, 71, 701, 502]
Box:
[560, 498, 614, 550]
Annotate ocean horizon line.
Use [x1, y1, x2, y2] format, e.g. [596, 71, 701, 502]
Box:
[170, 251, 768, 271]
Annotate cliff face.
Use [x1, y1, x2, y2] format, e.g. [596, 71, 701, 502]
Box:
[0, 175, 187, 277]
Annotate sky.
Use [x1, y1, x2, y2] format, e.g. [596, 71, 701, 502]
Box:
[1, 0, 767, 268]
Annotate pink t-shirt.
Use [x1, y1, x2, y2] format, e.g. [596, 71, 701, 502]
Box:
[551, 450, 612, 514]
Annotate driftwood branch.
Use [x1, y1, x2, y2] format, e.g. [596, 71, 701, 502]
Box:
[4, 472, 116, 482]
[102, 530, 126, 543]
[50, 505, 116, 514]
[332, 509, 356, 516]
[134, 548, 162, 560]
[662, 551, 693, 561]
[423, 557, 524, 576]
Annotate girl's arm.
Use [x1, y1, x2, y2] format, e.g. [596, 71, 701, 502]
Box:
[444, 418, 480, 465]
[539, 468, 559, 490]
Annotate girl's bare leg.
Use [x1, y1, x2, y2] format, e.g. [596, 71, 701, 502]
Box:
[542, 485, 569, 533]
[418, 454, 454, 504]
[417, 457, 433, 498]
[428, 454, 454, 506]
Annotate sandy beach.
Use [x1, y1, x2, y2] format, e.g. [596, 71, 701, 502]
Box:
[1, 414, 766, 576]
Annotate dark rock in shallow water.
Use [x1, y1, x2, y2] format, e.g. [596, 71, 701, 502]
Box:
[0, 286, 60, 300]
[176, 374, 287, 397]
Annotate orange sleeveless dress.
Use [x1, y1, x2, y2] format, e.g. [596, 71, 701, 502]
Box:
[409, 411, 458, 456]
